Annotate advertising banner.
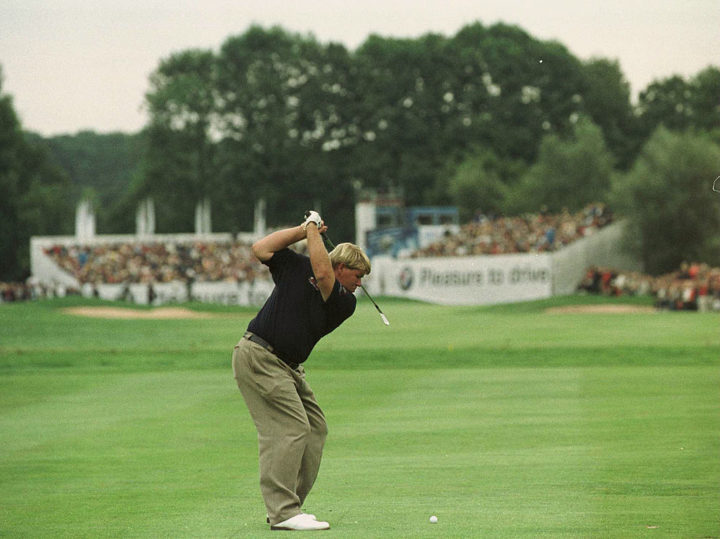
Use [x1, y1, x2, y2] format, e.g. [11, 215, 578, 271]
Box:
[373, 254, 552, 305]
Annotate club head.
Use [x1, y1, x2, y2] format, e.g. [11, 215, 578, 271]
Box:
[380, 312, 390, 326]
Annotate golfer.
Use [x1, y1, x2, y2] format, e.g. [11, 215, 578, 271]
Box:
[232, 211, 371, 531]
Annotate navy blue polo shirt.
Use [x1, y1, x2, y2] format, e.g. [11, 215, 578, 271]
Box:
[247, 248, 356, 364]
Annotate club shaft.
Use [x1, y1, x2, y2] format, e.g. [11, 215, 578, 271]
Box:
[360, 284, 384, 314]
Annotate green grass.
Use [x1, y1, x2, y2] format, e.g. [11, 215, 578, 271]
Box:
[1, 296, 718, 538]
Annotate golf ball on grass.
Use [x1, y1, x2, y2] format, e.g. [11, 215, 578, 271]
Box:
[429, 515, 438, 523]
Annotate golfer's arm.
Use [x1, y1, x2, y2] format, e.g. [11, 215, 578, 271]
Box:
[252, 226, 305, 262]
[306, 225, 334, 301]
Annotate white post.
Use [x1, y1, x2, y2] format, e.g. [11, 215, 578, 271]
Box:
[136, 197, 156, 237]
[75, 199, 95, 241]
[254, 198, 266, 237]
[195, 198, 212, 235]
[203, 198, 211, 234]
[355, 199, 376, 251]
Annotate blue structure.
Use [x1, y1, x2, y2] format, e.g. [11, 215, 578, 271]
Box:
[365, 206, 459, 258]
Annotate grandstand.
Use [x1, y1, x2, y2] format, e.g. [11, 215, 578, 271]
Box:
[26, 195, 653, 307]
[30, 233, 276, 305]
[18, 193, 717, 310]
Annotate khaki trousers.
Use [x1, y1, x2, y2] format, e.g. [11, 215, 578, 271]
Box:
[232, 338, 328, 525]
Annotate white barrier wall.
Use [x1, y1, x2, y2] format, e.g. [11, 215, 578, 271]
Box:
[81, 280, 275, 306]
[551, 221, 641, 296]
[369, 253, 553, 305]
[190, 280, 275, 306]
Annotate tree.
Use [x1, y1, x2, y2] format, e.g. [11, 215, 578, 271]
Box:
[351, 33, 457, 203]
[347, 23, 590, 207]
[447, 149, 508, 221]
[636, 67, 720, 138]
[506, 118, 614, 213]
[580, 58, 639, 169]
[140, 22, 620, 232]
[143, 48, 220, 232]
[686, 67, 720, 134]
[214, 26, 350, 229]
[0, 71, 23, 279]
[612, 127, 720, 274]
[460, 24, 586, 161]
[0, 67, 72, 280]
[135, 23, 711, 238]
[32, 130, 144, 233]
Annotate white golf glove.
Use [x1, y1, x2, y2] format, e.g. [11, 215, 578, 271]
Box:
[303, 210, 322, 231]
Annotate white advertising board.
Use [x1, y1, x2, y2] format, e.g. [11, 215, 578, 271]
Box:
[374, 253, 552, 305]
[190, 280, 274, 306]
[82, 280, 274, 306]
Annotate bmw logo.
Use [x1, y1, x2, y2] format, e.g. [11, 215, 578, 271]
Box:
[398, 266, 414, 291]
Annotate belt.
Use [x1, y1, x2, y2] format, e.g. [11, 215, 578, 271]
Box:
[243, 332, 299, 369]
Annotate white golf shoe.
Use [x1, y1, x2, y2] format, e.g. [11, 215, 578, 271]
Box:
[271, 513, 330, 531]
[267, 513, 316, 523]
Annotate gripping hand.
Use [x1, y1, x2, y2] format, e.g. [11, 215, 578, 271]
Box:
[303, 210, 322, 231]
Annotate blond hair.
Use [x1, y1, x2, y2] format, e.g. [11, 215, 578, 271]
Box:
[329, 243, 371, 275]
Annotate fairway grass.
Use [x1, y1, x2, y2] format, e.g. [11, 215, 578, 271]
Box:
[1, 297, 718, 538]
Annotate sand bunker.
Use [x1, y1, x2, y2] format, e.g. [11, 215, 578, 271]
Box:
[62, 306, 218, 319]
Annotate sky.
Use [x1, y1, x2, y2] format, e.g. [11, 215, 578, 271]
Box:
[1, 0, 718, 137]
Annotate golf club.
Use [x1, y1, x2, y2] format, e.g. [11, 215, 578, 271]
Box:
[318, 229, 390, 327]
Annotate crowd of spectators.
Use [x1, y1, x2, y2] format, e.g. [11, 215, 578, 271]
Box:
[411, 203, 612, 257]
[1, 282, 34, 302]
[43, 239, 272, 285]
[0, 204, 713, 312]
[578, 262, 720, 312]
[0, 281, 81, 303]
[42, 205, 611, 286]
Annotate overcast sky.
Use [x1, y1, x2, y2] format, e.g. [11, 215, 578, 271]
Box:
[2, 0, 718, 136]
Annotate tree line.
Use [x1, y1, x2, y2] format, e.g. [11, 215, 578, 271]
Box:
[1, 22, 719, 280]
